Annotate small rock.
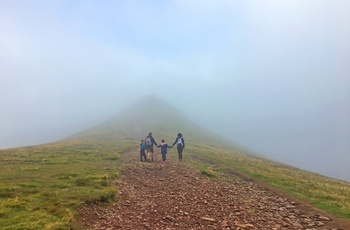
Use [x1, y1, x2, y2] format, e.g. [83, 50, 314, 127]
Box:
[166, 215, 175, 221]
[200, 217, 216, 222]
[234, 223, 249, 228]
[317, 215, 331, 221]
[315, 221, 325, 226]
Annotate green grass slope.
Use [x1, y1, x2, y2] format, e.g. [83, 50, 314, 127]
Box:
[1, 96, 349, 229]
[0, 138, 134, 229]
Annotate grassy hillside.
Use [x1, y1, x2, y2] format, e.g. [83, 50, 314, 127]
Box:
[185, 144, 350, 219]
[1, 96, 349, 229]
[0, 138, 135, 229]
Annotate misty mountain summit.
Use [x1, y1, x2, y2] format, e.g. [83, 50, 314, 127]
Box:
[66, 95, 231, 148]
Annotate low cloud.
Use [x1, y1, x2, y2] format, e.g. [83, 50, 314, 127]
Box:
[1, 1, 349, 181]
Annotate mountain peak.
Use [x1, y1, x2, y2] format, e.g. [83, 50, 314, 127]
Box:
[140, 94, 164, 104]
[66, 95, 230, 148]
[126, 95, 183, 117]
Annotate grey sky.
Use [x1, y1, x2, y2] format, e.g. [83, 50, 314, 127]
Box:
[1, 1, 349, 181]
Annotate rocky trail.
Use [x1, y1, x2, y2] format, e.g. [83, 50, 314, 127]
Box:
[76, 150, 350, 229]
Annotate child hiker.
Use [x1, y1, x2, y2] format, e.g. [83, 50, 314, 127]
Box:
[140, 140, 147, 162]
[157, 139, 172, 162]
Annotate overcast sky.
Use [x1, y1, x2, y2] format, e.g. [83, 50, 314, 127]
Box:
[1, 0, 349, 182]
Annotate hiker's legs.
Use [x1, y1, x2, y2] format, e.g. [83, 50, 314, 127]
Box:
[140, 150, 145, 162]
[146, 150, 151, 162]
[141, 150, 146, 162]
[146, 146, 152, 162]
[150, 146, 154, 161]
[162, 153, 166, 161]
[177, 145, 183, 161]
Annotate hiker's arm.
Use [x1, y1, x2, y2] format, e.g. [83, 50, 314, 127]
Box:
[171, 138, 177, 147]
[183, 138, 185, 149]
[152, 137, 158, 146]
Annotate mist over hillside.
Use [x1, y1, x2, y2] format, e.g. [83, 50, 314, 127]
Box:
[66, 95, 241, 151]
[1, 1, 349, 183]
[63, 95, 349, 183]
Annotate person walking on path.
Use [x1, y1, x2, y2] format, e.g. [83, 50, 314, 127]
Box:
[172, 133, 185, 162]
[157, 139, 172, 162]
[139, 140, 147, 162]
[145, 132, 158, 162]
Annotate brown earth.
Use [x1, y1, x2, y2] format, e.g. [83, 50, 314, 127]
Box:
[75, 150, 350, 230]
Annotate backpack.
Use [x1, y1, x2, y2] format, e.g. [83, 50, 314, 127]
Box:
[145, 136, 152, 146]
[177, 137, 183, 145]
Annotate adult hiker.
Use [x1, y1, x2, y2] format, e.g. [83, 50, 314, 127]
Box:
[171, 133, 185, 162]
[145, 132, 158, 162]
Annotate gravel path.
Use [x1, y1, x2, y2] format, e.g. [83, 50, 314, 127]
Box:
[76, 150, 350, 229]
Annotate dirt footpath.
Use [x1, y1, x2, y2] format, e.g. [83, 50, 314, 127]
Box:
[76, 150, 350, 229]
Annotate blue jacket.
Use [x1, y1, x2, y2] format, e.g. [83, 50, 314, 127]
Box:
[140, 143, 146, 150]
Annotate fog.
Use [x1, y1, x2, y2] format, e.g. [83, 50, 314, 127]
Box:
[1, 1, 349, 182]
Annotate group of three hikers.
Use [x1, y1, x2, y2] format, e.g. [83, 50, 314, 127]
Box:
[140, 132, 185, 162]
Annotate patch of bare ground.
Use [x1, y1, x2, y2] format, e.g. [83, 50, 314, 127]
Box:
[75, 150, 350, 229]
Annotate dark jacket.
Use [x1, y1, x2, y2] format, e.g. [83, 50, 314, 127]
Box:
[157, 143, 172, 154]
[145, 135, 158, 146]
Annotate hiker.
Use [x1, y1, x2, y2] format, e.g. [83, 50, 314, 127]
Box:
[139, 140, 147, 162]
[172, 133, 185, 162]
[157, 139, 172, 162]
[145, 132, 158, 162]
